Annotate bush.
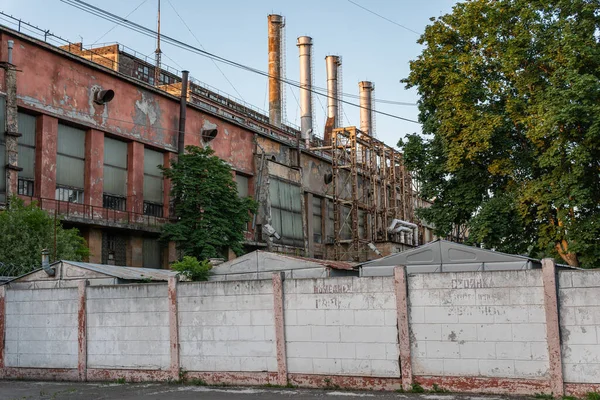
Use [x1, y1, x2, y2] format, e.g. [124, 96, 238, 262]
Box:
[171, 256, 211, 281]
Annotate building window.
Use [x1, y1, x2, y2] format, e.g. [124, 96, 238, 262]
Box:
[312, 196, 323, 244]
[235, 174, 249, 198]
[0, 96, 6, 203]
[55, 186, 84, 203]
[143, 148, 164, 217]
[269, 178, 303, 248]
[136, 64, 154, 85]
[143, 202, 163, 217]
[18, 178, 34, 196]
[103, 194, 126, 211]
[18, 112, 36, 196]
[326, 200, 335, 244]
[103, 137, 127, 210]
[56, 124, 85, 203]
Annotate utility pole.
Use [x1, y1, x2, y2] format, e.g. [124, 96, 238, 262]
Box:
[154, 0, 162, 86]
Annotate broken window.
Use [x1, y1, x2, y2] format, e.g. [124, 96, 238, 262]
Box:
[143, 147, 163, 217]
[269, 178, 303, 248]
[17, 112, 36, 196]
[56, 123, 85, 203]
[103, 137, 127, 210]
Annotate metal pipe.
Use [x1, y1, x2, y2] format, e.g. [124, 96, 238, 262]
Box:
[387, 218, 419, 247]
[325, 55, 341, 128]
[7, 40, 13, 64]
[359, 81, 374, 135]
[297, 36, 313, 147]
[41, 249, 55, 276]
[268, 14, 284, 127]
[178, 70, 189, 154]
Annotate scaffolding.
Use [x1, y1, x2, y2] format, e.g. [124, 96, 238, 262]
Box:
[316, 127, 415, 261]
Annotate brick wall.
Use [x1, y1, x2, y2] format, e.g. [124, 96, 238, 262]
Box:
[408, 270, 549, 379]
[559, 270, 600, 383]
[177, 280, 277, 372]
[283, 277, 399, 377]
[86, 285, 170, 370]
[5, 288, 78, 368]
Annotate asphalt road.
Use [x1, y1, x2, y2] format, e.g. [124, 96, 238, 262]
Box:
[0, 381, 531, 400]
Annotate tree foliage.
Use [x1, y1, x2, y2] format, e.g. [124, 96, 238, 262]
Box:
[402, 0, 600, 267]
[171, 256, 212, 281]
[0, 197, 89, 274]
[160, 146, 257, 260]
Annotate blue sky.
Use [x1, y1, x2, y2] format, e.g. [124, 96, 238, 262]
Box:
[0, 0, 458, 148]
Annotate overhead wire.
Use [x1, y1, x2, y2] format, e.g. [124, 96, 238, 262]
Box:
[346, 0, 420, 35]
[165, 0, 246, 101]
[60, 0, 420, 124]
[91, 0, 149, 45]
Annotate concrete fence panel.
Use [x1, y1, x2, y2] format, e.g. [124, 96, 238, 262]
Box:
[408, 270, 549, 379]
[283, 277, 399, 377]
[559, 270, 600, 384]
[86, 284, 170, 370]
[5, 288, 78, 368]
[177, 280, 277, 372]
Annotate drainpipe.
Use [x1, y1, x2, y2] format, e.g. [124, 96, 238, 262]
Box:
[178, 70, 189, 155]
[41, 249, 55, 276]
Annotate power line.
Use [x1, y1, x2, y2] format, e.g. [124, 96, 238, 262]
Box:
[165, 0, 246, 101]
[346, 0, 421, 36]
[60, 0, 420, 124]
[91, 0, 148, 45]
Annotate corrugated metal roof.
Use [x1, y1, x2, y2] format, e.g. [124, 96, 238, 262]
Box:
[63, 261, 179, 281]
[282, 254, 356, 270]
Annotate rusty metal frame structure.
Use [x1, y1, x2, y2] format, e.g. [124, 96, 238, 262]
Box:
[314, 127, 414, 261]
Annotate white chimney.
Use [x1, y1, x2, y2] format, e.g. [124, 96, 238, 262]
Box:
[297, 36, 313, 147]
[325, 55, 341, 129]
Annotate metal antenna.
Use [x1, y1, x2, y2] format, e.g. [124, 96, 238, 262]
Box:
[154, 0, 162, 86]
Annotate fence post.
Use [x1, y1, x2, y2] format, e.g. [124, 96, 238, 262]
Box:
[394, 266, 413, 391]
[168, 276, 180, 381]
[77, 280, 87, 381]
[0, 286, 6, 375]
[272, 272, 288, 386]
[542, 258, 564, 396]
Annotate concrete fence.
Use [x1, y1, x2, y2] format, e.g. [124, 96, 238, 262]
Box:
[0, 260, 599, 396]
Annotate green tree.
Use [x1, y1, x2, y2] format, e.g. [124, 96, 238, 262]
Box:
[171, 256, 212, 281]
[160, 145, 257, 260]
[0, 197, 90, 275]
[402, 0, 600, 267]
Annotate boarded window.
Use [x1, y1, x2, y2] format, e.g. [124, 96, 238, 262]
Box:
[18, 112, 36, 196]
[235, 174, 249, 198]
[56, 124, 85, 202]
[143, 238, 163, 269]
[269, 178, 303, 248]
[358, 209, 366, 240]
[0, 97, 5, 202]
[103, 137, 127, 197]
[143, 148, 163, 205]
[312, 196, 323, 244]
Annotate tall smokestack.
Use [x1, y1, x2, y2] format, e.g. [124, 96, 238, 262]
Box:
[325, 55, 341, 129]
[268, 14, 284, 127]
[297, 36, 313, 147]
[359, 81, 374, 136]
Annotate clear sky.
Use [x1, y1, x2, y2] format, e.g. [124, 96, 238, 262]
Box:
[0, 0, 458, 148]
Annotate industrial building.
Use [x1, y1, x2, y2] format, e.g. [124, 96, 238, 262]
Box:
[0, 12, 433, 268]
